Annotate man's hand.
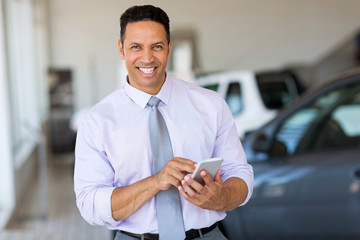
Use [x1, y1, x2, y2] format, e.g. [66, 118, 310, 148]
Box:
[178, 169, 248, 211]
[178, 169, 225, 210]
[111, 157, 195, 221]
[154, 157, 196, 191]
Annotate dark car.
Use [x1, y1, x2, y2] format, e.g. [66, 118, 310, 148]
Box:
[219, 68, 360, 240]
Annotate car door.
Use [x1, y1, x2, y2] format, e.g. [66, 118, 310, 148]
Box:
[246, 83, 360, 239]
[242, 151, 360, 240]
[221, 81, 360, 240]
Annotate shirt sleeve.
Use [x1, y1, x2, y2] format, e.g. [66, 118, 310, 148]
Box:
[212, 98, 254, 206]
[74, 113, 121, 227]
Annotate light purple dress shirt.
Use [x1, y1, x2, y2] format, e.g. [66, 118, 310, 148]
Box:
[74, 76, 254, 234]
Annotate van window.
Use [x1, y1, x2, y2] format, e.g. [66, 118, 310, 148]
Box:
[256, 72, 299, 110]
[257, 81, 292, 109]
[202, 83, 219, 92]
[225, 82, 243, 116]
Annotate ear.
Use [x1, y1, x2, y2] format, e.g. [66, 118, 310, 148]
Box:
[118, 40, 125, 60]
[167, 40, 172, 60]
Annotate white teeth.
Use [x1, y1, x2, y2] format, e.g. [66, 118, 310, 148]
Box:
[139, 67, 155, 74]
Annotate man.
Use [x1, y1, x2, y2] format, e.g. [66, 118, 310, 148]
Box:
[74, 5, 253, 240]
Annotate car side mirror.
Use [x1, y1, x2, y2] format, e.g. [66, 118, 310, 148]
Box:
[270, 140, 288, 156]
[252, 132, 271, 153]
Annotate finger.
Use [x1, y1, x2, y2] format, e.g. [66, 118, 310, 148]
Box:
[159, 168, 184, 186]
[162, 163, 190, 182]
[184, 175, 205, 193]
[168, 167, 187, 182]
[201, 170, 215, 186]
[173, 157, 196, 165]
[213, 169, 223, 184]
[168, 158, 196, 174]
[181, 179, 198, 198]
[178, 182, 201, 207]
[166, 174, 183, 188]
[178, 185, 195, 203]
[171, 157, 197, 169]
[178, 185, 188, 198]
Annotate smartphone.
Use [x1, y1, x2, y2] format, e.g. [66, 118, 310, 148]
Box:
[191, 157, 223, 185]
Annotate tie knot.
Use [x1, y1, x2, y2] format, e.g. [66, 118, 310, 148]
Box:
[148, 96, 161, 108]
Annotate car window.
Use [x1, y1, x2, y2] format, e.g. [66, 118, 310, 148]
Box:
[202, 83, 219, 92]
[309, 90, 360, 151]
[332, 104, 360, 137]
[225, 82, 243, 116]
[272, 83, 360, 155]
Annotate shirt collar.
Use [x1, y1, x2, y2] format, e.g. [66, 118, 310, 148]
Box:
[155, 74, 172, 106]
[124, 74, 172, 109]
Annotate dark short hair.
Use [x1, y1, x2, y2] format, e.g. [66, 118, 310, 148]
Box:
[120, 5, 170, 44]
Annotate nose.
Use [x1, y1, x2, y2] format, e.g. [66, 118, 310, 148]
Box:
[141, 48, 154, 63]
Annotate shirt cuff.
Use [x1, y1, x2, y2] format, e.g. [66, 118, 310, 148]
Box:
[238, 173, 254, 206]
[94, 187, 120, 226]
[223, 173, 254, 207]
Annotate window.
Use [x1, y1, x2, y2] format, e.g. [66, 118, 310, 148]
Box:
[309, 90, 360, 151]
[257, 81, 292, 109]
[272, 83, 360, 155]
[225, 82, 243, 116]
[202, 83, 219, 92]
[332, 105, 360, 137]
[256, 72, 297, 110]
[5, 0, 41, 164]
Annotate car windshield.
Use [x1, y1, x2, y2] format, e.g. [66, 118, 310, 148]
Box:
[273, 82, 360, 155]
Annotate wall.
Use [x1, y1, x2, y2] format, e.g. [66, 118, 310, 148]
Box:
[49, 0, 360, 110]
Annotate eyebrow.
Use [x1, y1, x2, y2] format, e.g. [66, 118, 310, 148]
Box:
[128, 41, 165, 46]
[129, 42, 142, 46]
[152, 41, 165, 45]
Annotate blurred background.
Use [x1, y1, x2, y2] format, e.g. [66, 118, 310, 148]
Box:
[1, 0, 360, 239]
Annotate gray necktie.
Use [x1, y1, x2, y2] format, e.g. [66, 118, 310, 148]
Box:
[148, 96, 186, 240]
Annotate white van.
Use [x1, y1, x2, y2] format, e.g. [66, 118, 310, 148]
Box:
[195, 70, 305, 139]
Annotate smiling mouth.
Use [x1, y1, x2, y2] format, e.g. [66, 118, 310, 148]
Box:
[138, 67, 156, 74]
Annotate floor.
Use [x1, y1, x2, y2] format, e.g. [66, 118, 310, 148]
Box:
[0, 153, 113, 240]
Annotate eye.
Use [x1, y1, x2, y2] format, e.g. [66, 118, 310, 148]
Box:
[131, 45, 141, 50]
[153, 45, 163, 50]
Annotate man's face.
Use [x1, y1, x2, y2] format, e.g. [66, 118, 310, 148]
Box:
[118, 21, 172, 95]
